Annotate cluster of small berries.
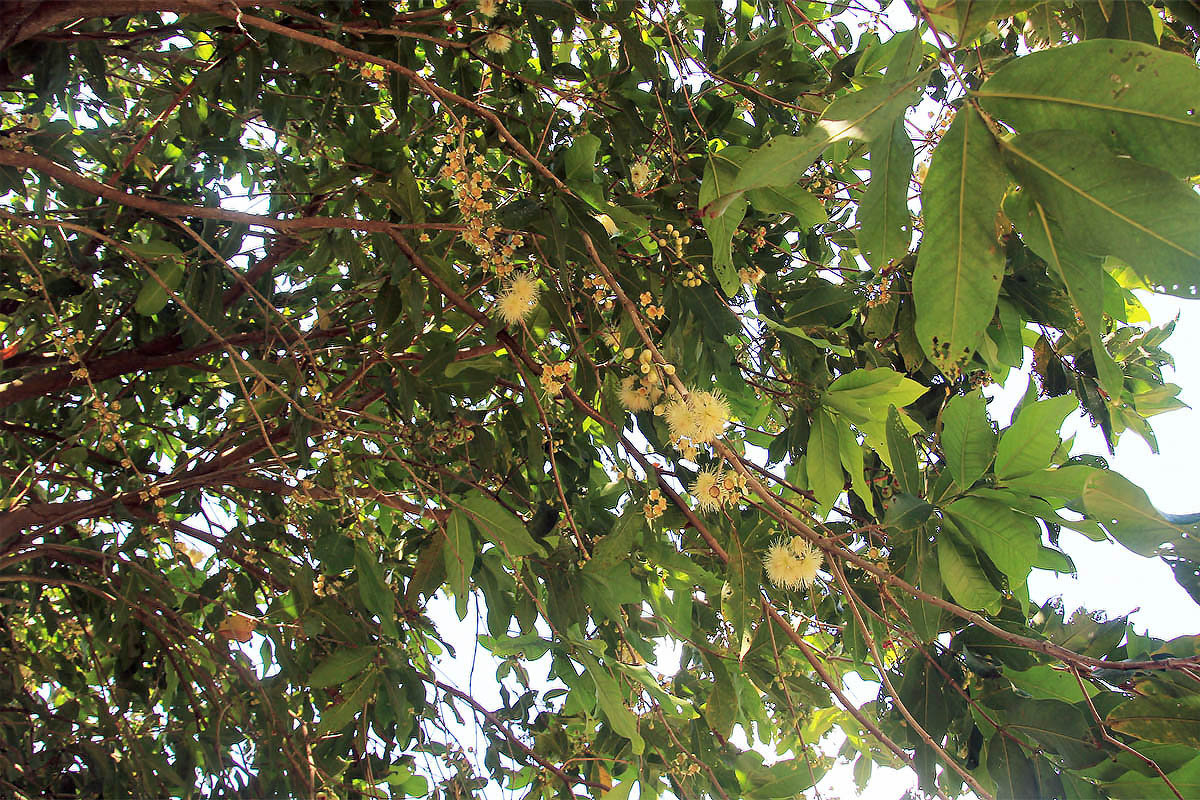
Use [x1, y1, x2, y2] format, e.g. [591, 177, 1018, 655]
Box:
[654, 223, 691, 262]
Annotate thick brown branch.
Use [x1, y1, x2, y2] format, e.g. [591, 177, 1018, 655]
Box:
[0, 150, 433, 234]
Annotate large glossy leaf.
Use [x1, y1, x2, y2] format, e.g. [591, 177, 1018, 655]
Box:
[823, 367, 926, 420]
[578, 652, 644, 755]
[886, 405, 921, 495]
[806, 407, 843, 514]
[457, 491, 545, 557]
[1082, 469, 1189, 556]
[940, 390, 994, 489]
[912, 107, 1010, 370]
[1003, 130, 1200, 298]
[706, 73, 924, 215]
[355, 541, 398, 636]
[442, 510, 475, 619]
[937, 526, 1001, 614]
[723, 523, 761, 657]
[1005, 698, 1107, 768]
[1007, 191, 1123, 397]
[1107, 694, 1200, 747]
[994, 394, 1077, 479]
[699, 147, 749, 297]
[977, 39, 1200, 177]
[745, 184, 827, 229]
[986, 732, 1041, 800]
[946, 497, 1039, 588]
[1105, 754, 1200, 799]
[858, 116, 914, 269]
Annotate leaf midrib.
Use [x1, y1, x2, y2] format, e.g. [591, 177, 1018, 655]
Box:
[1004, 140, 1200, 260]
[975, 90, 1200, 129]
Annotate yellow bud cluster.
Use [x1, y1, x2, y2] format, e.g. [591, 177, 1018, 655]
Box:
[643, 488, 667, 521]
[541, 361, 570, 397]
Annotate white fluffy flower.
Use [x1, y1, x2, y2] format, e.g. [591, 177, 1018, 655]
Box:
[495, 272, 538, 325]
[764, 536, 824, 590]
[484, 30, 512, 54]
[690, 467, 725, 513]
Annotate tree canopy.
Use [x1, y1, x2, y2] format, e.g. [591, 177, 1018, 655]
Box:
[2, 0, 1200, 798]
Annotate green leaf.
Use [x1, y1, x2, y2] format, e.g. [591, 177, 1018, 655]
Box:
[946, 497, 1040, 588]
[1007, 191, 1123, 397]
[457, 492, 545, 557]
[1107, 695, 1200, 747]
[912, 106, 1010, 370]
[1002, 130, 1200, 298]
[355, 542, 398, 637]
[883, 493, 932, 531]
[745, 757, 827, 799]
[837, 421, 874, 515]
[1082, 469, 1187, 556]
[898, 651, 961, 743]
[708, 73, 924, 213]
[316, 668, 379, 736]
[823, 367, 927, 421]
[1105, 754, 1200, 799]
[938, 527, 1001, 614]
[699, 147, 749, 297]
[940, 390, 995, 489]
[886, 405, 921, 496]
[999, 464, 1096, 502]
[987, 732, 1041, 800]
[745, 184, 828, 229]
[310, 647, 375, 689]
[600, 775, 637, 800]
[723, 523, 760, 658]
[859, 116, 914, 268]
[578, 652, 644, 754]
[590, 511, 642, 571]
[1005, 698, 1107, 768]
[806, 407, 843, 514]
[994, 394, 1077, 479]
[133, 259, 185, 316]
[976, 39, 1200, 177]
[442, 510, 475, 620]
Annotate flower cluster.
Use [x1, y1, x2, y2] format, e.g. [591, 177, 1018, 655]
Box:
[476, 0, 499, 17]
[582, 274, 614, 311]
[540, 361, 570, 397]
[629, 160, 652, 190]
[496, 272, 539, 325]
[738, 266, 765, 286]
[637, 291, 664, 320]
[688, 466, 746, 513]
[436, 125, 523, 276]
[663, 388, 730, 449]
[643, 488, 667, 521]
[484, 29, 512, 54]
[763, 536, 824, 590]
[655, 224, 690, 261]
